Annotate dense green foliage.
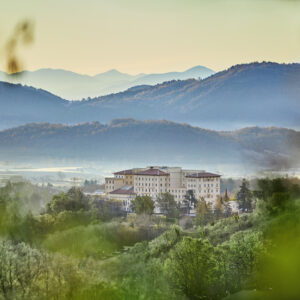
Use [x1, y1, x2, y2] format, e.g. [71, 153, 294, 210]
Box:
[46, 187, 89, 214]
[131, 196, 155, 215]
[156, 192, 180, 218]
[0, 177, 299, 299]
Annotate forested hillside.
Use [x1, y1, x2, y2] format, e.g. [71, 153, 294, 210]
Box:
[0, 62, 299, 130]
[0, 176, 299, 299]
[0, 120, 299, 170]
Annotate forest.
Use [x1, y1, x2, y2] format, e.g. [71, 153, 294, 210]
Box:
[0, 176, 299, 300]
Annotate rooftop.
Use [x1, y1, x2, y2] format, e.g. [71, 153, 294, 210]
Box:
[114, 169, 136, 175]
[109, 185, 136, 195]
[135, 168, 169, 176]
[185, 172, 221, 178]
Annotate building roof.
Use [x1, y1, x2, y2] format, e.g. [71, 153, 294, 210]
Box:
[114, 169, 136, 175]
[185, 172, 221, 178]
[135, 168, 169, 176]
[105, 177, 124, 181]
[109, 185, 136, 195]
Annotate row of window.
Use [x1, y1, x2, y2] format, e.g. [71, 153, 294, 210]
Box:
[187, 183, 218, 188]
[136, 188, 166, 193]
[109, 177, 219, 185]
[187, 189, 219, 194]
[135, 188, 219, 195]
[136, 177, 168, 181]
[136, 183, 166, 187]
[169, 189, 186, 193]
[186, 177, 219, 182]
[134, 183, 219, 189]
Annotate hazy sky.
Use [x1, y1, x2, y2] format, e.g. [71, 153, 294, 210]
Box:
[1, 0, 300, 75]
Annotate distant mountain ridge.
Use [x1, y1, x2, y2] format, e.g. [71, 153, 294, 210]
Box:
[0, 120, 298, 172]
[0, 62, 299, 130]
[0, 65, 215, 99]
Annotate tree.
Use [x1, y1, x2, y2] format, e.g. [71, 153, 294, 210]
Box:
[0, 240, 83, 299]
[225, 231, 265, 292]
[195, 198, 213, 226]
[156, 193, 180, 218]
[47, 187, 89, 214]
[183, 190, 197, 214]
[223, 201, 233, 218]
[254, 177, 300, 215]
[223, 188, 229, 202]
[214, 196, 224, 220]
[236, 179, 253, 212]
[131, 196, 154, 215]
[84, 179, 97, 186]
[0, 240, 43, 298]
[166, 237, 218, 299]
[91, 198, 124, 221]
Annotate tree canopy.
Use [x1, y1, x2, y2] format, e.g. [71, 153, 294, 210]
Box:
[131, 196, 155, 215]
[156, 193, 180, 218]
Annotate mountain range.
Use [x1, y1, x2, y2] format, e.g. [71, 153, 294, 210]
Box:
[0, 62, 299, 130]
[0, 65, 215, 100]
[0, 120, 298, 172]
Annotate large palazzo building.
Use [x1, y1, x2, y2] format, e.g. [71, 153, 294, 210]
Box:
[105, 166, 221, 211]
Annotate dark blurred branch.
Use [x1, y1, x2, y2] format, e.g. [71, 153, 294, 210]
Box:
[3, 20, 34, 75]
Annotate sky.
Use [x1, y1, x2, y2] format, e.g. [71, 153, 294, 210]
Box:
[1, 0, 300, 75]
